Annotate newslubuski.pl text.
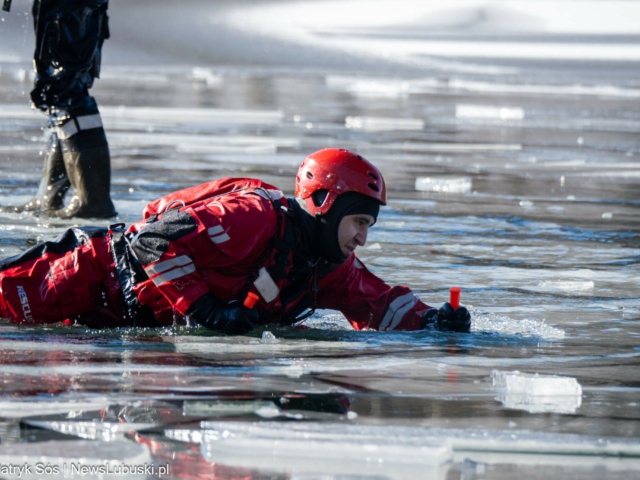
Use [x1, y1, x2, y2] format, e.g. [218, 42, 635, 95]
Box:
[0, 463, 171, 477]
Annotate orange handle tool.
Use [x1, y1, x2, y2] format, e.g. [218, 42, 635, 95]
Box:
[243, 292, 259, 309]
[450, 287, 461, 310]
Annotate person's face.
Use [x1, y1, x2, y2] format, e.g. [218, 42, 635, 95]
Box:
[337, 214, 375, 256]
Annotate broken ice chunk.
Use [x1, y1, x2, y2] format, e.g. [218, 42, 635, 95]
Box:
[345, 116, 424, 131]
[415, 177, 472, 193]
[261, 331, 278, 343]
[456, 104, 525, 120]
[491, 370, 582, 414]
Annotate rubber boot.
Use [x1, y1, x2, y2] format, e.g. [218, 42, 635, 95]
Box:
[1, 133, 70, 214]
[53, 128, 117, 219]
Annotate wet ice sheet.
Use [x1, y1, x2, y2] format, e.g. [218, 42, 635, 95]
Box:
[163, 421, 640, 479]
[171, 422, 452, 478]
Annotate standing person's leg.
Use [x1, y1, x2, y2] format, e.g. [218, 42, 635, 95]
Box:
[3, 0, 115, 218]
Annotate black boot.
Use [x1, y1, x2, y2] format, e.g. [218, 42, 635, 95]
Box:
[1, 133, 70, 214]
[53, 127, 117, 219]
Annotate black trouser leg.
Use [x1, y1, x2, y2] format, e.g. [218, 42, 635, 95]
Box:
[25, 0, 114, 218]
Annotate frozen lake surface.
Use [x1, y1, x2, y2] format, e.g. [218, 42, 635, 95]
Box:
[0, 0, 639, 478]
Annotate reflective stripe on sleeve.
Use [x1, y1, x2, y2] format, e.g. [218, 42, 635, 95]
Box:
[150, 263, 197, 286]
[207, 225, 224, 236]
[379, 292, 417, 330]
[210, 233, 230, 244]
[144, 255, 193, 278]
[387, 296, 418, 330]
[207, 225, 229, 244]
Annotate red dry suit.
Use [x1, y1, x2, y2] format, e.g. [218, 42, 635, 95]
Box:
[0, 178, 431, 330]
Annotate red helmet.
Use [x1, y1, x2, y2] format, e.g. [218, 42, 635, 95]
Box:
[295, 148, 386, 215]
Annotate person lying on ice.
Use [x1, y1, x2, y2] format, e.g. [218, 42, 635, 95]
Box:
[0, 149, 471, 334]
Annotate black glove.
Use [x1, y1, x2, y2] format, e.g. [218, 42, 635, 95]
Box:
[186, 293, 258, 335]
[421, 303, 471, 333]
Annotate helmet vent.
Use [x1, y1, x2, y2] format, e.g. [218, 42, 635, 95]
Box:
[306, 171, 314, 179]
[368, 183, 379, 192]
[368, 172, 378, 180]
[312, 189, 329, 207]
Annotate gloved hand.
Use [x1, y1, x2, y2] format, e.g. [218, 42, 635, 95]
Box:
[186, 293, 258, 335]
[421, 303, 471, 333]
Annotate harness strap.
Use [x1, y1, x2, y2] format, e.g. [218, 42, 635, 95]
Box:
[108, 225, 157, 327]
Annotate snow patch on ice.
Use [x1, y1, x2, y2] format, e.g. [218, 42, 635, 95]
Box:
[415, 176, 472, 193]
[190, 68, 224, 86]
[456, 104, 524, 120]
[345, 115, 424, 131]
[470, 309, 565, 341]
[535, 280, 595, 292]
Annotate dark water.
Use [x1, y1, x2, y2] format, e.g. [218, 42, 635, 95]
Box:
[0, 1, 639, 479]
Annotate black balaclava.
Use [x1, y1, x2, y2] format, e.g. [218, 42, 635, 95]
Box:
[289, 191, 380, 264]
[314, 191, 380, 264]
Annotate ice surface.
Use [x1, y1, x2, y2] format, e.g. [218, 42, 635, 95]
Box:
[2, 0, 640, 477]
[0, 104, 284, 125]
[491, 370, 583, 414]
[325, 75, 640, 99]
[0, 440, 151, 479]
[107, 132, 299, 150]
[415, 176, 472, 193]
